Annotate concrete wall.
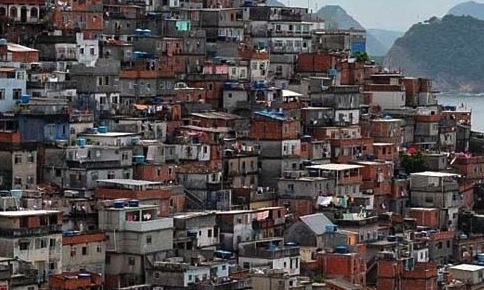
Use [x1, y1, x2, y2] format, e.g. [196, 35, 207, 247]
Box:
[0, 76, 27, 112]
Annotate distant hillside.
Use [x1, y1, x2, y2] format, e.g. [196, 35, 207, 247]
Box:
[266, 0, 285, 7]
[384, 15, 484, 92]
[315, 5, 364, 30]
[314, 5, 397, 57]
[367, 29, 404, 55]
[448, 1, 484, 19]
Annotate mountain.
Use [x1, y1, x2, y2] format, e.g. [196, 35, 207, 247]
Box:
[366, 33, 389, 57]
[314, 5, 399, 57]
[367, 29, 404, 55]
[266, 0, 285, 7]
[314, 5, 364, 30]
[384, 15, 484, 92]
[448, 1, 484, 20]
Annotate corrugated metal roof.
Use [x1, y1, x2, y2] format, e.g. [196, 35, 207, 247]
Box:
[300, 213, 334, 236]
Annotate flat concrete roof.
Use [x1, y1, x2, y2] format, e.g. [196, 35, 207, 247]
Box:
[410, 171, 460, 178]
[306, 163, 363, 171]
[80, 132, 139, 137]
[97, 179, 164, 186]
[0, 210, 60, 217]
[449, 264, 484, 272]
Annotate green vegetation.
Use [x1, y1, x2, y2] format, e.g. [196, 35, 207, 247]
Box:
[385, 15, 484, 91]
[352, 51, 370, 62]
[401, 151, 428, 174]
[313, 275, 325, 283]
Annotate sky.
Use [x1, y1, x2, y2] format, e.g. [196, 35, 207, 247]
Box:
[283, 0, 484, 31]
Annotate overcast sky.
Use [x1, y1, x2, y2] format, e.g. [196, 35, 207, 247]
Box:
[283, 0, 484, 31]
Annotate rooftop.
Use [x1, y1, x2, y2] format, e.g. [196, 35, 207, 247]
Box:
[7, 43, 38, 53]
[254, 110, 288, 121]
[306, 163, 364, 171]
[0, 210, 60, 217]
[410, 171, 460, 178]
[97, 179, 164, 186]
[449, 264, 484, 272]
[191, 111, 241, 120]
[281, 89, 302, 98]
[79, 132, 140, 137]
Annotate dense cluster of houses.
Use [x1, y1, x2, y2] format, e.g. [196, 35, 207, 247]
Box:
[0, 0, 482, 290]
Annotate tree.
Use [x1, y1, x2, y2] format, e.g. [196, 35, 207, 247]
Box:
[401, 151, 428, 174]
[352, 51, 370, 62]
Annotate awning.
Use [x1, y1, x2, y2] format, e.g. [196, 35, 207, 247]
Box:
[134, 104, 148, 110]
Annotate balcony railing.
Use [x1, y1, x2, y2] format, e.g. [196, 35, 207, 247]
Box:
[0, 224, 62, 237]
[240, 246, 299, 259]
[66, 160, 123, 169]
[124, 218, 173, 232]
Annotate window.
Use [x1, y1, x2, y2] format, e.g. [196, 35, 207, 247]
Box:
[70, 247, 76, 257]
[82, 246, 88, 255]
[188, 275, 193, 281]
[107, 171, 115, 179]
[208, 229, 212, 238]
[14, 177, 22, 185]
[50, 239, 56, 248]
[80, 48, 84, 55]
[98, 77, 103, 86]
[146, 235, 152, 245]
[35, 238, 47, 249]
[14, 154, 22, 164]
[10, 7, 17, 18]
[425, 196, 433, 203]
[27, 152, 34, 163]
[90, 47, 95, 55]
[122, 152, 129, 160]
[12, 88, 21, 100]
[128, 257, 135, 266]
[19, 241, 29, 251]
[49, 262, 55, 270]
[0, 88, 4, 100]
[96, 244, 102, 253]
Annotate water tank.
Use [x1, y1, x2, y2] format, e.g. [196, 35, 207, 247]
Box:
[10, 189, 22, 199]
[387, 235, 397, 242]
[335, 246, 348, 254]
[76, 138, 86, 148]
[131, 137, 140, 145]
[134, 29, 144, 36]
[325, 224, 338, 233]
[0, 39, 7, 46]
[113, 201, 124, 209]
[78, 273, 91, 279]
[132, 155, 145, 165]
[98, 126, 108, 133]
[21, 94, 31, 104]
[63, 230, 76, 236]
[214, 250, 232, 259]
[133, 51, 142, 59]
[328, 69, 337, 77]
[128, 199, 139, 207]
[143, 29, 152, 36]
[477, 253, 484, 265]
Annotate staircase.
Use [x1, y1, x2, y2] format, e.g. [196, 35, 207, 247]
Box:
[184, 189, 205, 210]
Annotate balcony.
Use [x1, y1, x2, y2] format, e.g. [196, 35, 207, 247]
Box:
[410, 182, 459, 192]
[0, 224, 62, 237]
[240, 246, 299, 259]
[70, 113, 94, 123]
[185, 73, 229, 82]
[124, 218, 173, 232]
[66, 160, 123, 169]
